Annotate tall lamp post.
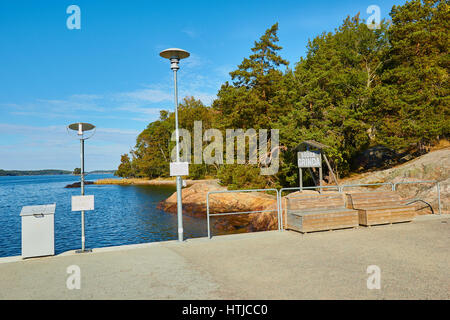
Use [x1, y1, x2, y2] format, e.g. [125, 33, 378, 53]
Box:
[160, 48, 190, 242]
[67, 122, 95, 253]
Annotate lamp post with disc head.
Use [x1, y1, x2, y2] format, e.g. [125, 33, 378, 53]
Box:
[67, 122, 95, 253]
[159, 48, 190, 242]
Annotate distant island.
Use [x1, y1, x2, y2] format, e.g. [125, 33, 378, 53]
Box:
[0, 169, 116, 176]
[0, 169, 72, 176]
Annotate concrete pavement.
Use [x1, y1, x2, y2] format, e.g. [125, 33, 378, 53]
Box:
[0, 215, 448, 299]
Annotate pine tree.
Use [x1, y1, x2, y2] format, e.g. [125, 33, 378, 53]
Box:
[213, 23, 289, 129]
[278, 14, 390, 177]
[381, 0, 449, 150]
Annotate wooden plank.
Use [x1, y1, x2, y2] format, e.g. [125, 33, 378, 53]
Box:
[303, 219, 357, 225]
[358, 209, 414, 226]
[288, 209, 359, 232]
[304, 220, 358, 227]
[351, 199, 402, 205]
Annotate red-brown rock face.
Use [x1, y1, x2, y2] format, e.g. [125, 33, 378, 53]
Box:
[157, 180, 279, 233]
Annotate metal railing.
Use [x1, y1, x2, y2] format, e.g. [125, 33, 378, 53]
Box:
[393, 180, 442, 215]
[207, 181, 445, 237]
[206, 188, 280, 238]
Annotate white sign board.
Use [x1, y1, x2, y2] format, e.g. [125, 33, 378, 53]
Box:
[170, 162, 189, 176]
[297, 151, 321, 168]
[71, 195, 94, 211]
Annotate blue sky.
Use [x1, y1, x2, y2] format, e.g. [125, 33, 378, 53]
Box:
[0, 0, 406, 171]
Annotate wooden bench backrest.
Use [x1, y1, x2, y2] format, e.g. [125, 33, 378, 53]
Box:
[346, 191, 403, 209]
[287, 193, 346, 211]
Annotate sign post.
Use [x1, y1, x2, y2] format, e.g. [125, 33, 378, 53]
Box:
[294, 140, 339, 192]
[297, 150, 322, 192]
[71, 195, 94, 253]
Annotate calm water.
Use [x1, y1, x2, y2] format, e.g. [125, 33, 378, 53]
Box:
[0, 174, 207, 258]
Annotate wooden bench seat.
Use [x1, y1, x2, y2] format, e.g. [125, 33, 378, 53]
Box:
[346, 191, 416, 226]
[286, 193, 359, 233]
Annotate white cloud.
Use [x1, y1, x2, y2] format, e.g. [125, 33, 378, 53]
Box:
[115, 88, 172, 103]
[0, 123, 136, 170]
[182, 28, 199, 39]
[0, 62, 233, 169]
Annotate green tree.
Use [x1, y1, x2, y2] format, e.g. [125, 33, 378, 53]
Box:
[380, 0, 449, 150]
[115, 154, 133, 178]
[131, 110, 173, 178]
[118, 1, 448, 188]
[213, 23, 289, 130]
[212, 23, 289, 188]
[122, 97, 218, 179]
[276, 14, 390, 180]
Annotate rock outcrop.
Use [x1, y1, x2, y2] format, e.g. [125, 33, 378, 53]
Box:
[157, 180, 278, 232]
[340, 147, 449, 214]
[64, 181, 94, 188]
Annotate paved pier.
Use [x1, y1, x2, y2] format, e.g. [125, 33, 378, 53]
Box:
[0, 215, 448, 299]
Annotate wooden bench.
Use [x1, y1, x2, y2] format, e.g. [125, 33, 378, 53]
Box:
[285, 193, 359, 233]
[345, 191, 416, 226]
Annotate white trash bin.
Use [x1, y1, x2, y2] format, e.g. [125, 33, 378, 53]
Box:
[20, 204, 56, 259]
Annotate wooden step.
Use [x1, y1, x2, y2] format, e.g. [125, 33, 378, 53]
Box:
[288, 203, 346, 211]
[287, 208, 359, 233]
[351, 203, 403, 209]
[358, 208, 415, 226]
[345, 191, 416, 226]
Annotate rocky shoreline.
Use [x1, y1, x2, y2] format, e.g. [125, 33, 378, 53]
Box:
[156, 180, 279, 233]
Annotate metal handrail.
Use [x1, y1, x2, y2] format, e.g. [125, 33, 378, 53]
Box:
[393, 180, 442, 215]
[206, 188, 279, 238]
[405, 199, 434, 215]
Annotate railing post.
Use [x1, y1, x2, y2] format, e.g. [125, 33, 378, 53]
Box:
[437, 182, 442, 215]
[276, 190, 279, 231]
[279, 189, 285, 231]
[279, 189, 284, 231]
[278, 190, 282, 231]
[206, 192, 211, 239]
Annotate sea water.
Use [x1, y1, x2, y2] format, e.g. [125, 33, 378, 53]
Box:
[0, 174, 207, 258]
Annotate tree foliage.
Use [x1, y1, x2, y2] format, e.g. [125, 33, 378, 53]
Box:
[118, 0, 449, 189]
[380, 0, 449, 150]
